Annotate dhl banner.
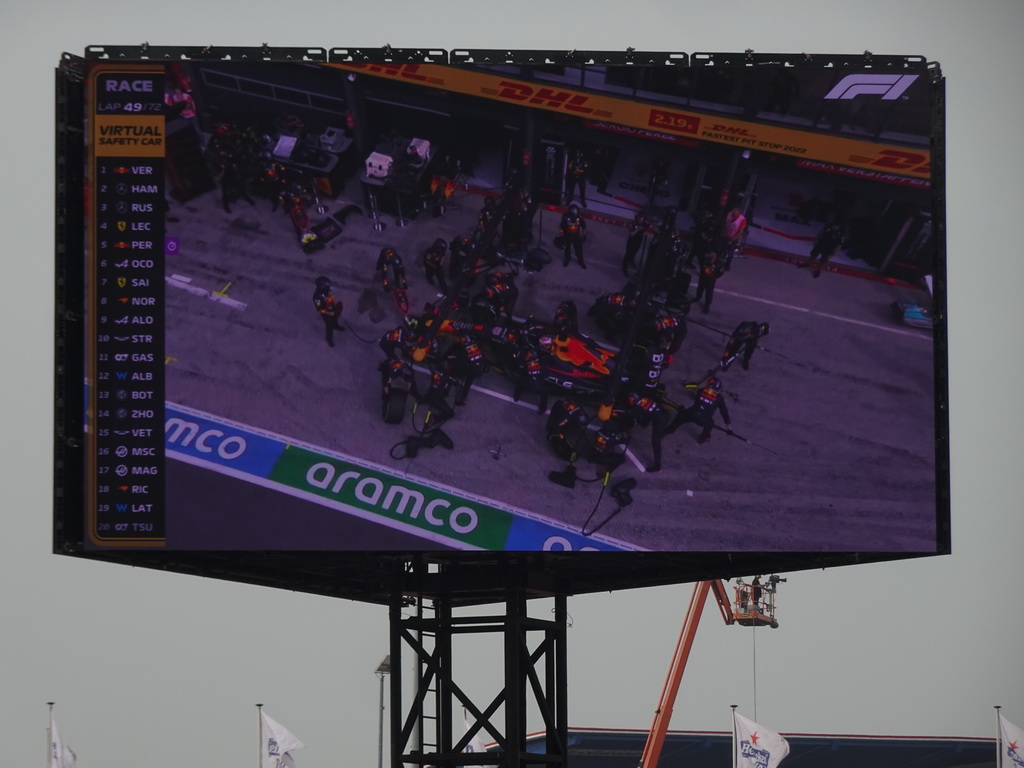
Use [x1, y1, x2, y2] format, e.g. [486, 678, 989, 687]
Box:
[331, 62, 930, 181]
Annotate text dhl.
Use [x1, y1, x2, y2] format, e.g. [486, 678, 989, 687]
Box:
[493, 81, 595, 114]
[98, 124, 164, 147]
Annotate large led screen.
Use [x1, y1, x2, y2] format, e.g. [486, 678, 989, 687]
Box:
[57, 49, 948, 556]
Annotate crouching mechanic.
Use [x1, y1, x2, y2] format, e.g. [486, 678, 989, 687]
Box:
[377, 247, 408, 293]
[545, 399, 589, 461]
[721, 321, 770, 371]
[380, 358, 418, 398]
[421, 356, 459, 424]
[666, 376, 732, 444]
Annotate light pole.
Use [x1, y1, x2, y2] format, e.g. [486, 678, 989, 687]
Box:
[376, 655, 392, 768]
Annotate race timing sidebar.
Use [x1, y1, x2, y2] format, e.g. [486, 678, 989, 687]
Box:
[87, 65, 167, 546]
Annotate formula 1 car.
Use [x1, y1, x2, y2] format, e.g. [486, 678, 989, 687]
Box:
[386, 183, 692, 475]
[419, 309, 617, 398]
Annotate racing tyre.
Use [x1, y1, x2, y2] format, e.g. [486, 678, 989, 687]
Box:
[382, 388, 408, 424]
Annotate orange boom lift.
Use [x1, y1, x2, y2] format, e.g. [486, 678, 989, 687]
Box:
[636, 576, 785, 768]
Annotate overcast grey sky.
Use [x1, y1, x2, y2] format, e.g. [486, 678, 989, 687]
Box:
[2, 2, 1022, 767]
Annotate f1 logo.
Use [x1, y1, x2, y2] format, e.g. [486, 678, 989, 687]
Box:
[824, 74, 918, 100]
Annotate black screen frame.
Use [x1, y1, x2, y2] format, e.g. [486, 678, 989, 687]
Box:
[54, 47, 950, 603]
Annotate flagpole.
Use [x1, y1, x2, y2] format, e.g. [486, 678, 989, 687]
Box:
[731, 705, 738, 768]
[751, 625, 758, 723]
[47, 702, 54, 768]
[257, 703, 263, 768]
[996, 706, 1002, 768]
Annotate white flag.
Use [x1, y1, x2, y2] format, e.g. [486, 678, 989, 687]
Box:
[261, 711, 305, 768]
[50, 718, 77, 768]
[734, 712, 789, 768]
[461, 716, 496, 768]
[1001, 713, 1024, 768]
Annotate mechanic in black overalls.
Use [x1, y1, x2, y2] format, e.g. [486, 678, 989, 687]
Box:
[565, 150, 589, 207]
[622, 390, 671, 474]
[379, 316, 418, 360]
[558, 204, 587, 269]
[695, 250, 726, 314]
[721, 321, 770, 371]
[423, 237, 449, 294]
[312, 276, 345, 347]
[623, 212, 648, 276]
[666, 376, 732, 444]
[545, 399, 589, 461]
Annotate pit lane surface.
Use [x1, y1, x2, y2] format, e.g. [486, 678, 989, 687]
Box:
[162, 182, 938, 553]
[166, 457, 453, 550]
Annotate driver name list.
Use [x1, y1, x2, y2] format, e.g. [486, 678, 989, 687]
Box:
[91, 67, 166, 544]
